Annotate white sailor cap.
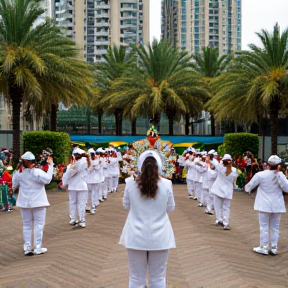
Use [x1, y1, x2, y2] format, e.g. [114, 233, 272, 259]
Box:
[268, 155, 281, 165]
[201, 151, 207, 156]
[21, 151, 35, 160]
[208, 149, 216, 155]
[72, 148, 86, 155]
[88, 148, 95, 154]
[222, 154, 232, 161]
[137, 149, 163, 175]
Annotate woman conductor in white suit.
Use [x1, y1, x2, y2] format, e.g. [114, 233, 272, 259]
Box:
[119, 149, 176, 288]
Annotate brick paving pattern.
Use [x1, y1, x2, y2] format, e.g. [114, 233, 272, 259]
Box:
[1, 184, 288, 287]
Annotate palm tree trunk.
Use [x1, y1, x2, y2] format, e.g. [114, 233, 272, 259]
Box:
[270, 99, 280, 155]
[210, 111, 216, 136]
[114, 108, 123, 136]
[131, 118, 137, 136]
[50, 104, 58, 131]
[98, 110, 103, 134]
[166, 108, 175, 135]
[11, 92, 22, 162]
[185, 113, 190, 135]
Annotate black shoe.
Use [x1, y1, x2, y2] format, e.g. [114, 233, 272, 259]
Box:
[85, 209, 90, 213]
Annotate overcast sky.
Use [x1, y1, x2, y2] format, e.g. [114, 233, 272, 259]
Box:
[149, 0, 288, 50]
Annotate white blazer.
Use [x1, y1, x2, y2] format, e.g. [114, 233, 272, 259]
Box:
[13, 164, 53, 208]
[62, 158, 88, 191]
[86, 158, 102, 184]
[119, 177, 176, 251]
[210, 161, 238, 200]
[245, 170, 288, 213]
[108, 157, 120, 176]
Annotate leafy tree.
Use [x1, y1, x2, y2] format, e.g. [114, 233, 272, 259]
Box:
[0, 0, 93, 159]
[106, 40, 207, 135]
[207, 24, 288, 154]
[92, 45, 136, 135]
[191, 46, 233, 135]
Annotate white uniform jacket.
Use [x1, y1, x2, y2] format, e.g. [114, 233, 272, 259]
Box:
[185, 158, 196, 181]
[13, 164, 53, 208]
[86, 159, 102, 184]
[245, 170, 288, 213]
[101, 159, 109, 178]
[202, 166, 218, 190]
[194, 161, 207, 183]
[109, 157, 120, 176]
[210, 161, 238, 200]
[119, 177, 176, 251]
[62, 159, 88, 191]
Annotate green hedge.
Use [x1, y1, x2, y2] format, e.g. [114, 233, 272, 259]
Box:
[23, 131, 71, 164]
[217, 133, 259, 159]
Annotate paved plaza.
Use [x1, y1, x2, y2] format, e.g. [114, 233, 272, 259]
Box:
[1, 184, 288, 288]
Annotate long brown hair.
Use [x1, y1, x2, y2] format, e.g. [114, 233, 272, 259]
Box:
[136, 156, 159, 199]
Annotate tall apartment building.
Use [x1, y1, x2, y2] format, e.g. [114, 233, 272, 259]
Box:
[161, 0, 241, 55]
[52, 0, 150, 64]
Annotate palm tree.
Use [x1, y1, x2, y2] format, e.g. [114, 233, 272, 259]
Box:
[207, 23, 288, 154]
[106, 40, 207, 135]
[191, 46, 233, 135]
[93, 45, 136, 135]
[0, 0, 93, 159]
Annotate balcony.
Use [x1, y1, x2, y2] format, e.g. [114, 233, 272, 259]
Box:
[95, 49, 108, 55]
[95, 21, 109, 27]
[95, 13, 109, 18]
[120, 7, 138, 12]
[96, 31, 109, 36]
[95, 40, 109, 45]
[95, 4, 110, 10]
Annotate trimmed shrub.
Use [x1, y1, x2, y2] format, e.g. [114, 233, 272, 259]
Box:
[218, 133, 259, 159]
[22, 131, 71, 165]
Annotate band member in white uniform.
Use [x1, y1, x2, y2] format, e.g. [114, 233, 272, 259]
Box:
[62, 148, 90, 228]
[86, 148, 102, 214]
[13, 151, 54, 255]
[203, 150, 218, 215]
[101, 149, 110, 200]
[119, 149, 175, 287]
[245, 155, 288, 255]
[210, 154, 238, 230]
[184, 147, 196, 199]
[109, 150, 120, 192]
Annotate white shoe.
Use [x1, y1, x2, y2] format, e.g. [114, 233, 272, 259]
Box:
[270, 246, 277, 255]
[34, 248, 48, 255]
[79, 222, 86, 228]
[90, 209, 96, 214]
[253, 245, 268, 255]
[103, 196, 107, 200]
[223, 225, 230, 230]
[189, 195, 194, 199]
[99, 198, 104, 202]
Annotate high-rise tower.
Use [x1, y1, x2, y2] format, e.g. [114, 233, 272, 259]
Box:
[161, 0, 241, 55]
[52, 0, 150, 64]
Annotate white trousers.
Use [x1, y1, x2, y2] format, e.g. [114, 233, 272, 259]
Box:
[195, 182, 202, 202]
[202, 188, 209, 207]
[101, 177, 110, 197]
[214, 195, 230, 226]
[87, 183, 100, 208]
[206, 190, 215, 212]
[20, 207, 46, 251]
[259, 212, 281, 248]
[110, 174, 119, 191]
[69, 190, 88, 223]
[127, 249, 170, 288]
[186, 179, 195, 196]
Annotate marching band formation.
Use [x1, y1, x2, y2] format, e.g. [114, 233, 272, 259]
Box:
[10, 139, 288, 259]
[62, 146, 123, 228]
